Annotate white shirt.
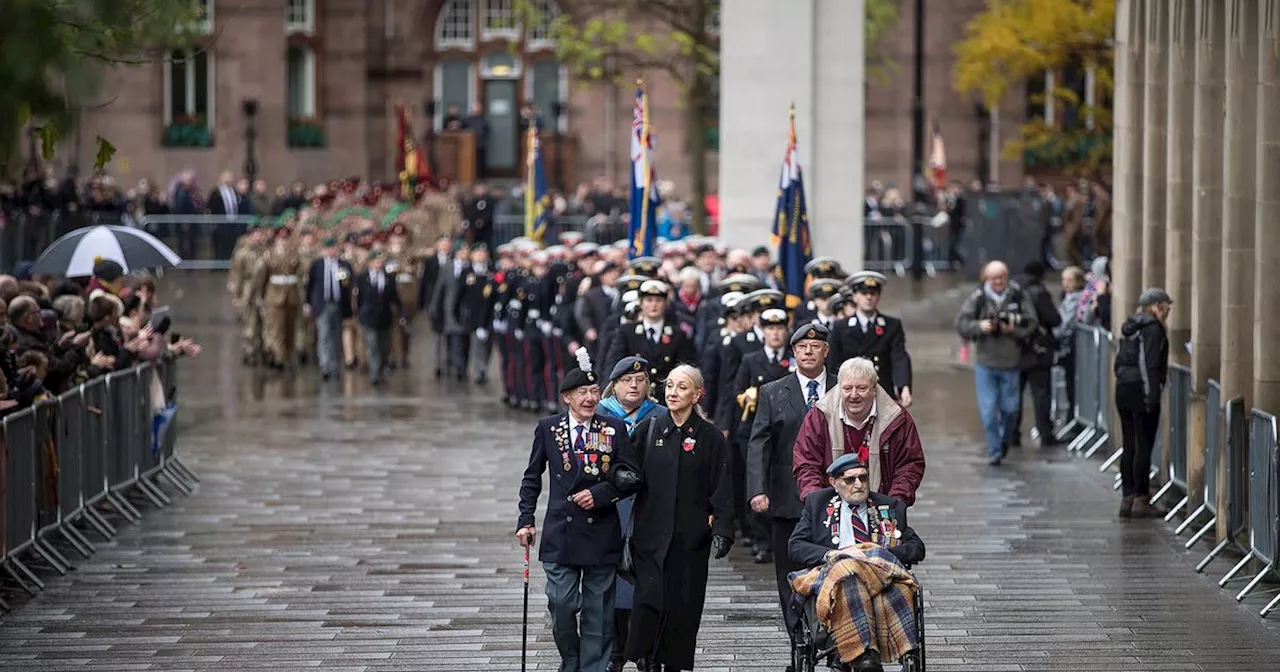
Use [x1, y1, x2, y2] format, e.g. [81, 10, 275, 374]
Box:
[472, 263, 488, 275]
[856, 312, 876, 332]
[642, 319, 664, 341]
[839, 399, 877, 430]
[371, 269, 385, 292]
[763, 346, 783, 364]
[219, 184, 237, 215]
[325, 257, 340, 301]
[797, 369, 827, 397]
[568, 416, 591, 445]
[838, 499, 869, 548]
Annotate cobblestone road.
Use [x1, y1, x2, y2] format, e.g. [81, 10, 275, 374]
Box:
[1, 274, 1278, 671]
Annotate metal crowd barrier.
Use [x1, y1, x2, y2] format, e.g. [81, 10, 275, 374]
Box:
[0, 210, 129, 274]
[1223, 410, 1280, 614]
[0, 359, 197, 611]
[135, 214, 257, 271]
[1181, 382, 1224, 545]
[1197, 396, 1250, 572]
[492, 213, 625, 247]
[1060, 325, 1111, 458]
[1152, 365, 1192, 519]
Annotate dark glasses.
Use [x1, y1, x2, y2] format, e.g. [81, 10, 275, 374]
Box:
[838, 474, 870, 486]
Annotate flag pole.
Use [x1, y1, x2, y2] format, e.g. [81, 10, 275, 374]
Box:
[524, 124, 536, 241]
[638, 78, 652, 257]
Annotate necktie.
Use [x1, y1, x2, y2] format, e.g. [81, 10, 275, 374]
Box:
[327, 260, 338, 302]
[849, 506, 871, 542]
[647, 328, 657, 343]
[574, 425, 587, 464]
[375, 271, 383, 292]
[771, 351, 780, 365]
[807, 380, 820, 407]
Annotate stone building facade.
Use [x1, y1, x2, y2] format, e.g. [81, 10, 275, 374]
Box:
[67, 0, 1030, 195]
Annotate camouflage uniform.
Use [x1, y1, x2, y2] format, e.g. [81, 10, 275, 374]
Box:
[263, 234, 304, 366]
[293, 235, 320, 364]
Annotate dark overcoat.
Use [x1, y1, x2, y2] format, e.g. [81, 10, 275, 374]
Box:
[517, 413, 638, 566]
[747, 371, 837, 521]
[827, 312, 912, 398]
[789, 489, 925, 569]
[625, 412, 735, 669]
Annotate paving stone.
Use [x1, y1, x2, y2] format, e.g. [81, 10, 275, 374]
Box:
[1, 275, 1279, 670]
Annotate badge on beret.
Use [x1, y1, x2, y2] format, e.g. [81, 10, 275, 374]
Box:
[807, 328, 816, 338]
[633, 361, 642, 371]
[865, 278, 878, 287]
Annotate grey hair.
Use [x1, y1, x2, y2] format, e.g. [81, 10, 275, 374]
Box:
[666, 364, 709, 419]
[837, 357, 879, 387]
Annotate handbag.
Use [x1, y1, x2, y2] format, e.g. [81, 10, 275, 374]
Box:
[617, 418, 656, 583]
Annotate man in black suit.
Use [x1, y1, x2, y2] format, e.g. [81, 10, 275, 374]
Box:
[517, 355, 641, 672]
[355, 251, 404, 385]
[207, 170, 248, 261]
[457, 244, 496, 384]
[603, 279, 696, 388]
[429, 244, 472, 379]
[729, 307, 794, 563]
[304, 236, 354, 380]
[748, 322, 836, 637]
[828, 271, 913, 407]
[573, 261, 621, 368]
[788, 454, 925, 672]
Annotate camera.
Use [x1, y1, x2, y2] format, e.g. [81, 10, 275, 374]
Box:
[997, 311, 1023, 328]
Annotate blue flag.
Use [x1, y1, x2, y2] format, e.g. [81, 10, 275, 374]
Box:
[524, 120, 551, 245]
[628, 82, 661, 259]
[774, 106, 813, 309]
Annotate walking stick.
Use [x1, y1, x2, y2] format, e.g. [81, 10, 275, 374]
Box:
[521, 539, 532, 672]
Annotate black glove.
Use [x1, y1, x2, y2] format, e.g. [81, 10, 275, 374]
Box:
[711, 534, 733, 560]
[611, 466, 642, 493]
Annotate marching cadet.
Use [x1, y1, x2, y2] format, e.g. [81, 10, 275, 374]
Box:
[699, 291, 747, 417]
[523, 250, 555, 412]
[595, 274, 646, 380]
[626, 256, 662, 280]
[572, 260, 621, 373]
[803, 256, 845, 282]
[828, 270, 914, 406]
[795, 278, 843, 331]
[230, 225, 271, 365]
[730, 307, 795, 563]
[713, 288, 784, 433]
[263, 226, 305, 369]
[293, 226, 321, 365]
[387, 222, 423, 369]
[603, 279, 696, 388]
[458, 243, 495, 384]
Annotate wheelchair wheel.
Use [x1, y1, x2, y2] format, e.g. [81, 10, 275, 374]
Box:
[790, 620, 817, 672]
[900, 650, 923, 672]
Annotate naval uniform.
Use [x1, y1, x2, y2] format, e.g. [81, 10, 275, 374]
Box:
[604, 319, 697, 389]
[827, 312, 912, 400]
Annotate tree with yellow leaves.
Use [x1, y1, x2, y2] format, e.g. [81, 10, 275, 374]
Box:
[954, 0, 1115, 178]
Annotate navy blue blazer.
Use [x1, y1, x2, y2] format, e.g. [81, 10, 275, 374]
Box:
[518, 413, 639, 566]
[305, 256, 354, 319]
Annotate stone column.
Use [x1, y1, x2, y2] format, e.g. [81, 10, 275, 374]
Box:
[1112, 0, 1147, 328]
[1165, 0, 1195, 369]
[1190, 0, 1225, 537]
[1254, 1, 1280, 415]
[1221, 0, 1258, 407]
[1142, 1, 1169, 292]
[718, 0, 865, 270]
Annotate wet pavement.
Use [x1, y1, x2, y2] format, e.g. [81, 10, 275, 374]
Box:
[1, 271, 1279, 671]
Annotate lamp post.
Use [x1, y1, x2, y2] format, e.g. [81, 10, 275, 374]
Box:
[424, 98, 438, 178]
[551, 101, 566, 192]
[908, 0, 926, 292]
[242, 99, 259, 184]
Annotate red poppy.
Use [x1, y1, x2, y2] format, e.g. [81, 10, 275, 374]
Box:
[682, 437, 696, 452]
[661, 335, 671, 345]
[875, 326, 884, 336]
[780, 358, 790, 368]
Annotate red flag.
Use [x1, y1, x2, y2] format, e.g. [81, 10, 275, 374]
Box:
[396, 103, 432, 196]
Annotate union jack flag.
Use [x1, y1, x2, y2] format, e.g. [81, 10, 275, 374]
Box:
[628, 81, 660, 259]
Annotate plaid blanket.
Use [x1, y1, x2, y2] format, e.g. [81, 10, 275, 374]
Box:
[789, 544, 919, 664]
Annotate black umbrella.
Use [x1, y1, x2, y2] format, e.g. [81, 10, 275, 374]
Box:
[31, 225, 182, 277]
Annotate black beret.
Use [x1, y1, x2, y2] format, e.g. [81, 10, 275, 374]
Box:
[559, 367, 599, 393]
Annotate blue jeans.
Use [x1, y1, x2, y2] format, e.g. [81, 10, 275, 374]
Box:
[974, 364, 1022, 458]
[543, 562, 617, 672]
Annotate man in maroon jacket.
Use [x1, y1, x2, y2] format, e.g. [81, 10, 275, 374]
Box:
[793, 357, 926, 506]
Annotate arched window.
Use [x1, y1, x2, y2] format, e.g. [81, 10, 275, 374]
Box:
[437, 0, 475, 48]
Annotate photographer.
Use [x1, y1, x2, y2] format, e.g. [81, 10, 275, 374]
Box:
[956, 261, 1039, 465]
[1013, 261, 1063, 448]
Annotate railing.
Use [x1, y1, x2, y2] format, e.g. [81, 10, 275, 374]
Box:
[1058, 324, 1280, 618]
[1152, 365, 1192, 518]
[0, 358, 196, 612]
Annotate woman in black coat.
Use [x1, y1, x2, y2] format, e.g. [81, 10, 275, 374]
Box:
[1113, 288, 1172, 519]
[626, 364, 735, 672]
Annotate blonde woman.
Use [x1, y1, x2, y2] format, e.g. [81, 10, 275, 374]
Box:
[625, 365, 734, 672]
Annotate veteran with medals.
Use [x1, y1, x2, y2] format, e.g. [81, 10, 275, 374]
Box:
[788, 453, 926, 672]
[518, 349, 643, 672]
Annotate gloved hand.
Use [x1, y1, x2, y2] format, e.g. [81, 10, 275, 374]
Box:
[552, 327, 564, 338]
[476, 328, 489, 342]
[493, 319, 508, 334]
[514, 329, 525, 341]
[538, 320, 552, 337]
[711, 535, 733, 559]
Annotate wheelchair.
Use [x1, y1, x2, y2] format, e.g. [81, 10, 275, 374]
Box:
[789, 568, 926, 672]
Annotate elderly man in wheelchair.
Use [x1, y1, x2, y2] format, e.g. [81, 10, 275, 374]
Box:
[788, 453, 926, 672]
